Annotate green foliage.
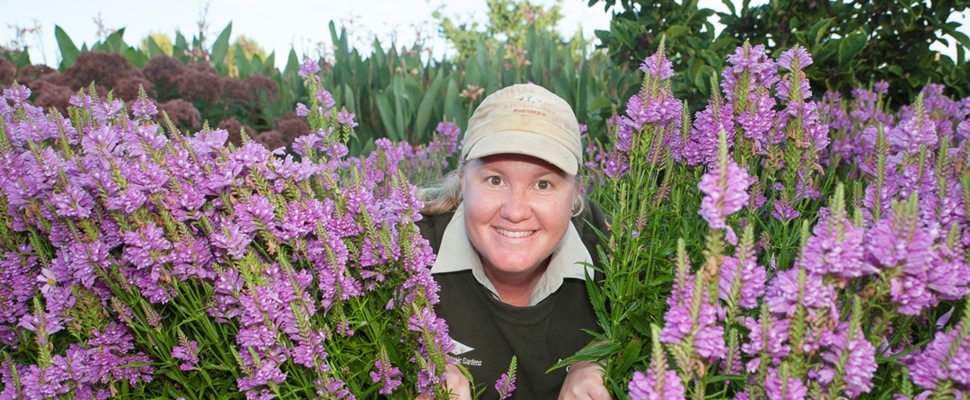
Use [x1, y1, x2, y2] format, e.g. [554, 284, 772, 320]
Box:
[140, 32, 174, 56]
[434, 0, 564, 62]
[593, 0, 970, 108]
[35, 1, 637, 158]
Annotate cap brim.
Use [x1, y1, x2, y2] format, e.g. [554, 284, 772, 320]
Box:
[463, 130, 579, 175]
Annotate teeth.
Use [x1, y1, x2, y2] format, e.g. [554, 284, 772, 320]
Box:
[497, 228, 534, 238]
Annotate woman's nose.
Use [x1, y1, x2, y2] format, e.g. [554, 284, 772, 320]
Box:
[500, 188, 531, 222]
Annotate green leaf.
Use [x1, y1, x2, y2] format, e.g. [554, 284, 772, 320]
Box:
[547, 341, 622, 372]
[54, 25, 80, 71]
[173, 31, 189, 62]
[262, 52, 275, 75]
[210, 22, 232, 65]
[392, 78, 406, 141]
[5, 48, 31, 69]
[234, 46, 250, 79]
[838, 32, 867, 66]
[614, 337, 645, 374]
[443, 79, 461, 125]
[941, 23, 970, 53]
[342, 82, 357, 114]
[809, 18, 833, 46]
[415, 71, 447, 142]
[104, 27, 127, 53]
[588, 96, 613, 111]
[283, 48, 299, 77]
[251, 55, 264, 76]
[124, 47, 148, 68]
[665, 24, 690, 38]
[148, 36, 165, 57]
[375, 92, 398, 141]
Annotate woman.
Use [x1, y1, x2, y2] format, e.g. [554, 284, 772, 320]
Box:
[416, 84, 611, 400]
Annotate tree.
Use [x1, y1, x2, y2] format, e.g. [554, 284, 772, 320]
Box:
[592, 0, 970, 108]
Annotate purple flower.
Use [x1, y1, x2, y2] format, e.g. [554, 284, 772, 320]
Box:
[660, 275, 727, 361]
[369, 359, 403, 395]
[718, 253, 766, 310]
[639, 53, 674, 80]
[908, 324, 970, 391]
[800, 210, 875, 279]
[741, 315, 791, 372]
[888, 112, 938, 156]
[336, 110, 358, 129]
[171, 340, 200, 371]
[132, 95, 157, 120]
[764, 367, 808, 400]
[772, 198, 800, 222]
[778, 46, 813, 72]
[928, 240, 970, 301]
[3, 85, 31, 104]
[50, 182, 95, 219]
[721, 43, 779, 104]
[210, 221, 255, 260]
[685, 100, 735, 166]
[317, 88, 336, 110]
[697, 147, 752, 230]
[865, 209, 935, 315]
[819, 334, 877, 398]
[628, 370, 685, 400]
[765, 268, 837, 318]
[494, 367, 517, 400]
[299, 58, 321, 78]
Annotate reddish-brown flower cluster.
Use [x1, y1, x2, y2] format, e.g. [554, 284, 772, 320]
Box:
[155, 99, 201, 129]
[5, 51, 284, 140]
[254, 130, 286, 150]
[143, 55, 185, 98]
[273, 111, 312, 144]
[177, 63, 224, 103]
[0, 57, 15, 86]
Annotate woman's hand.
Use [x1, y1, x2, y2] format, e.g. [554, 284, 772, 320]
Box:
[416, 363, 472, 400]
[558, 360, 611, 400]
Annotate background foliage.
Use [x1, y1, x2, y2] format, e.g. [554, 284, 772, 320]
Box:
[590, 0, 970, 110]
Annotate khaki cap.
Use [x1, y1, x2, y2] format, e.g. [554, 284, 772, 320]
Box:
[460, 84, 582, 175]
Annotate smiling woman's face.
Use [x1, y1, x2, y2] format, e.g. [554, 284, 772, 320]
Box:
[460, 154, 578, 281]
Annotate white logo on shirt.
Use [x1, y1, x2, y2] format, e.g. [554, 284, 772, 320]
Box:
[452, 339, 475, 355]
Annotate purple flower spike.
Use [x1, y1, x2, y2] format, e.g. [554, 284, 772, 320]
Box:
[777, 46, 813, 71]
[801, 207, 876, 280]
[697, 130, 752, 230]
[299, 59, 321, 78]
[628, 370, 685, 400]
[640, 53, 674, 81]
[764, 367, 808, 400]
[337, 110, 358, 129]
[370, 359, 403, 395]
[494, 360, 517, 400]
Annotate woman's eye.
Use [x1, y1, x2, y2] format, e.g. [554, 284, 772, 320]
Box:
[536, 180, 551, 190]
[487, 176, 503, 185]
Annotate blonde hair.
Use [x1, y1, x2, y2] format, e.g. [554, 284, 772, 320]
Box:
[417, 162, 586, 217]
[418, 169, 463, 216]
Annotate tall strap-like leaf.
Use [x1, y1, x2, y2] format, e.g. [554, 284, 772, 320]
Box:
[147, 36, 166, 57]
[415, 71, 447, 143]
[104, 27, 127, 53]
[234, 46, 250, 79]
[54, 25, 79, 71]
[210, 22, 233, 66]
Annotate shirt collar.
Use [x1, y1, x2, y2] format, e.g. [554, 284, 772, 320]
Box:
[431, 203, 594, 306]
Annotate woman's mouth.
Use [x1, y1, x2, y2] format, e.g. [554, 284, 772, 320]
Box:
[496, 228, 535, 238]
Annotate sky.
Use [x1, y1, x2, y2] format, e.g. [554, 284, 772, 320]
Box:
[0, 0, 625, 68]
